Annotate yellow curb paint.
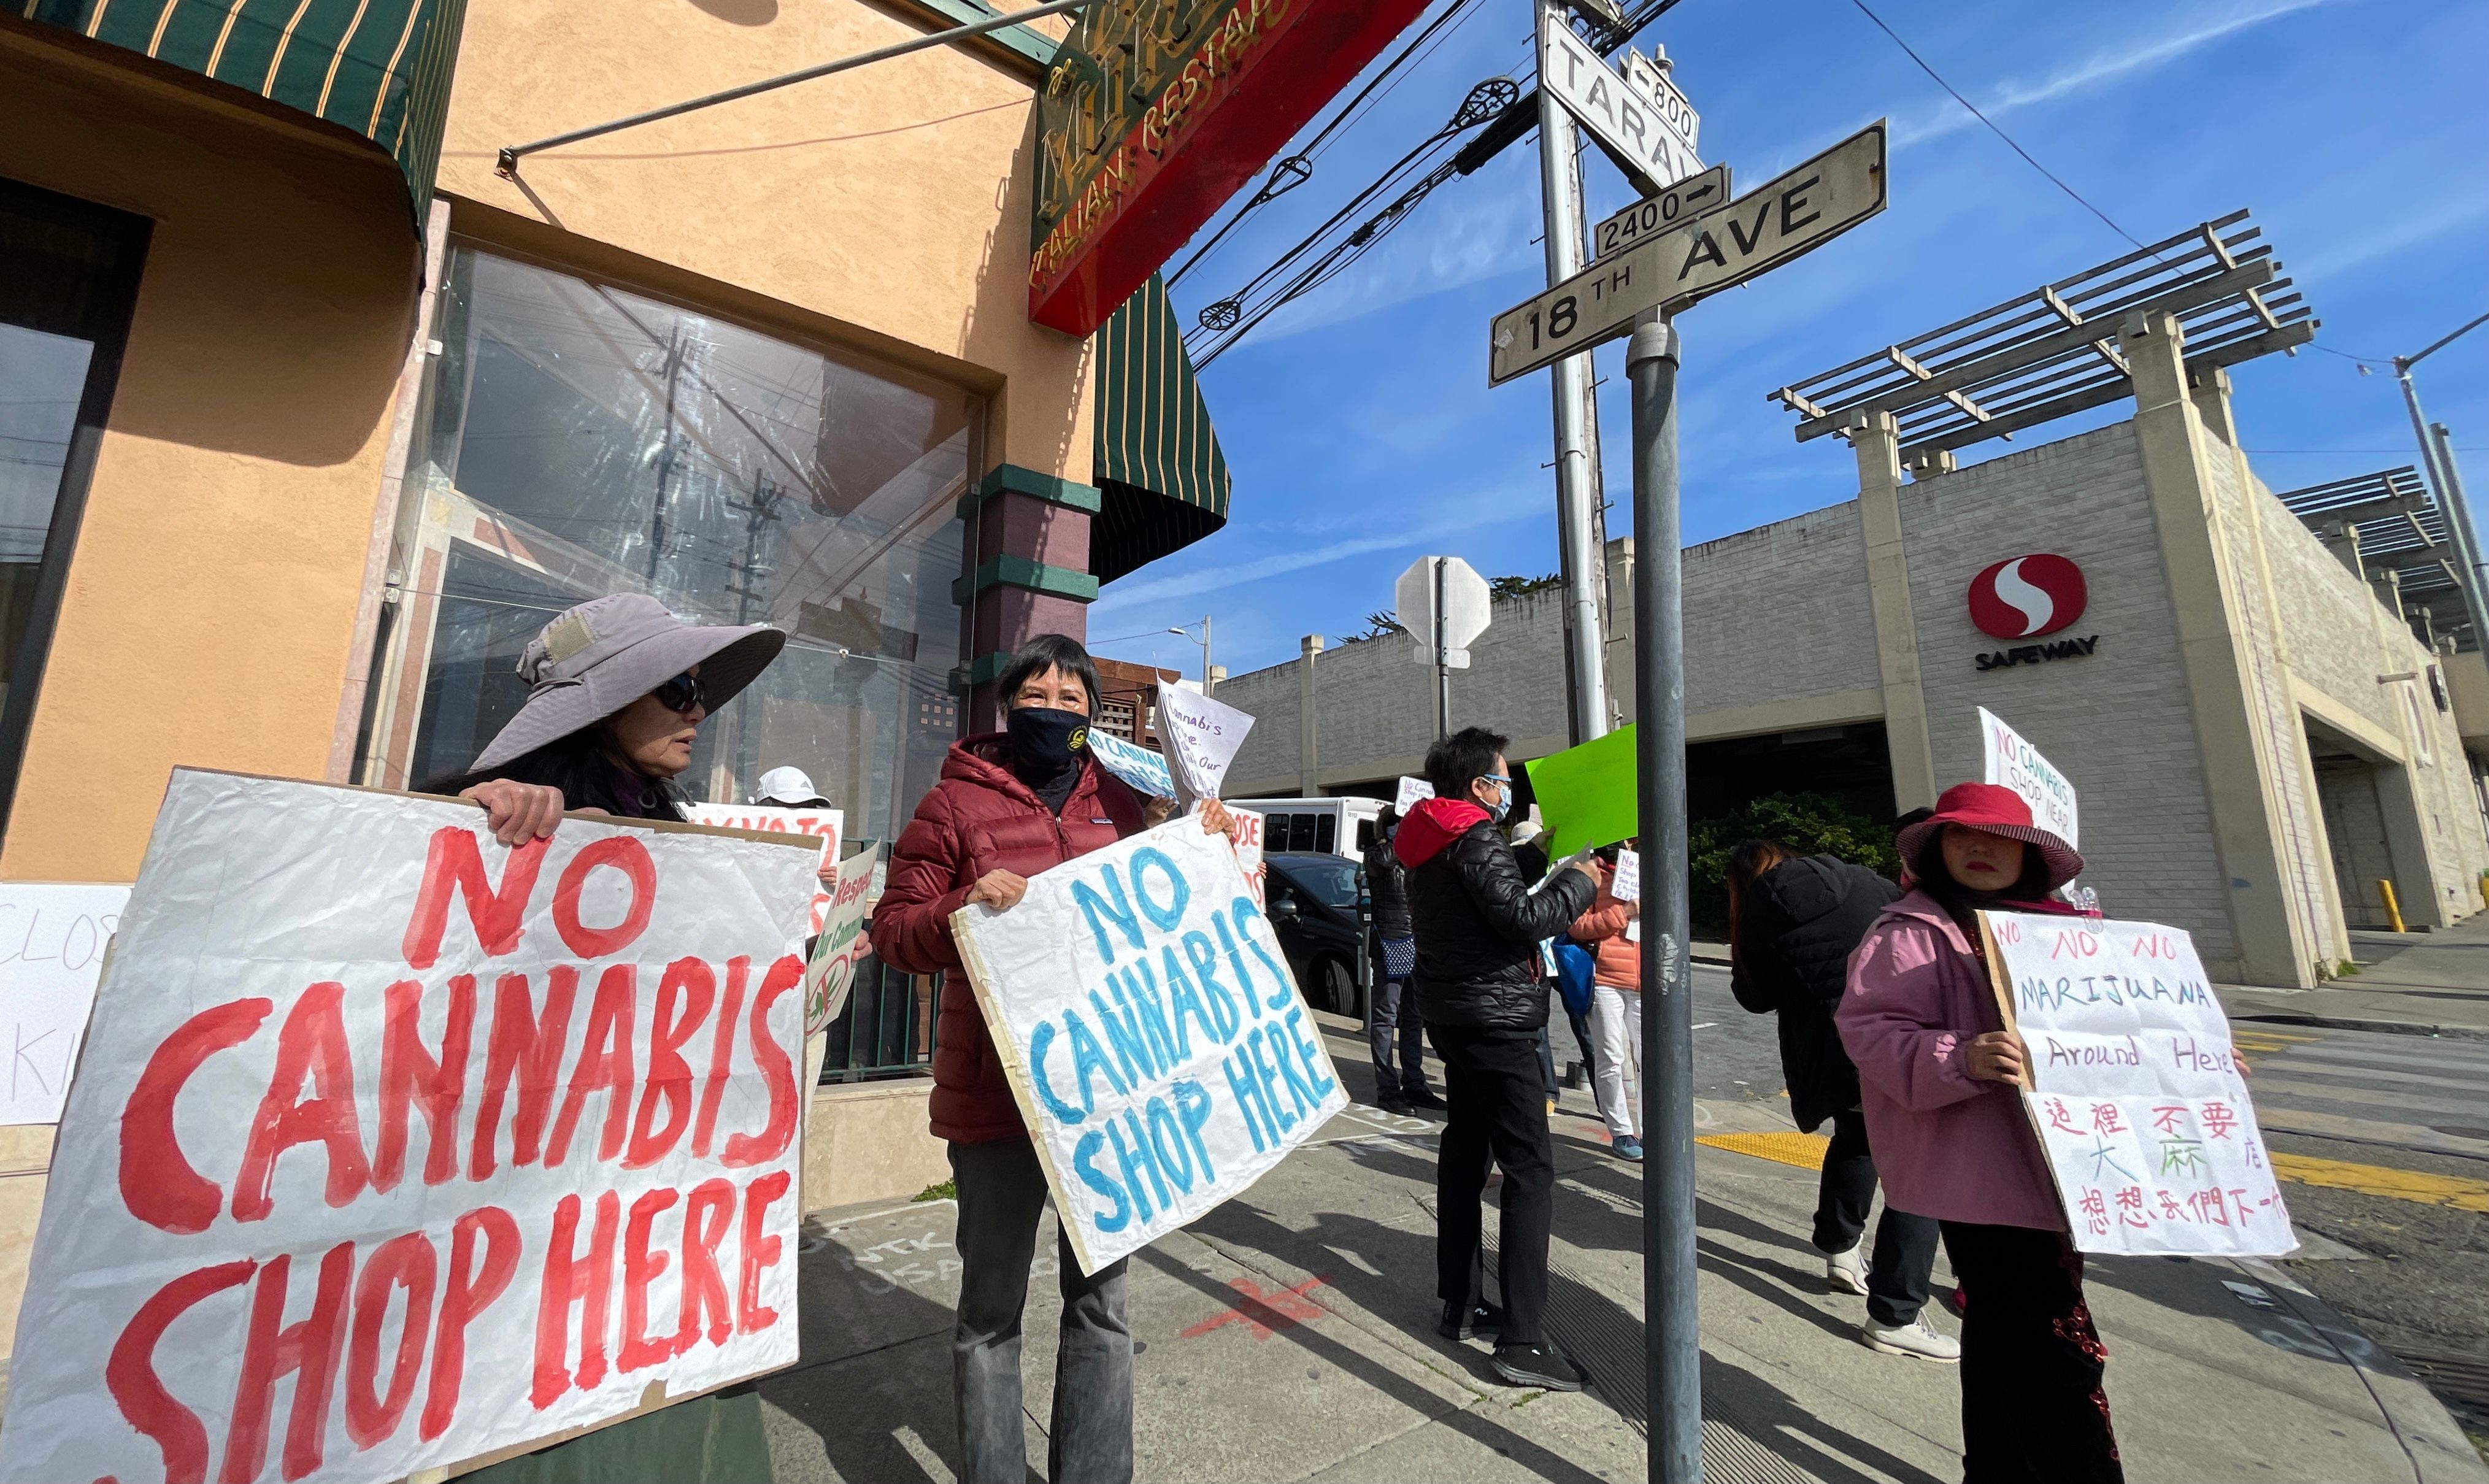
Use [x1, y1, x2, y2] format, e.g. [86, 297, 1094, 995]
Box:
[2270, 1152, 2489, 1213]
[1695, 1131, 1829, 1171]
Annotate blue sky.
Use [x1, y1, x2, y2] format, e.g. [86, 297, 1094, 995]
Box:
[1085, 0, 2488, 683]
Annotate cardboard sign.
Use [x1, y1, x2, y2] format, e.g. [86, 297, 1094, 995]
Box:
[1979, 707, 2079, 848]
[0, 882, 131, 1125]
[1154, 683, 1254, 810]
[1610, 850, 1642, 902]
[950, 818, 1345, 1274]
[1393, 776, 1434, 813]
[1524, 726, 1639, 858]
[684, 804, 844, 932]
[1228, 808, 1267, 909]
[1087, 730, 1175, 800]
[1980, 911, 2296, 1257]
[803, 845, 879, 1035]
[0, 772, 820, 1483]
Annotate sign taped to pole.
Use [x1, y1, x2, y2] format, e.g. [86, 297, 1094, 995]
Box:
[1980, 911, 2296, 1256]
[950, 818, 1345, 1273]
[0, 771, 821, 1483]
[0, 882, 131, 1125]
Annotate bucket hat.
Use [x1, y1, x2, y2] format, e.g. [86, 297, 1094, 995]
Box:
[470, 593, 785, 773]
[1895, 782, 2084, 893]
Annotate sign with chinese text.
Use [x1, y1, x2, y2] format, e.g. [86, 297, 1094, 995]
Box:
[950, 818, 1344, 1273]
[1981, 911, 2295, 1256]
[0, 772, 819, 1482]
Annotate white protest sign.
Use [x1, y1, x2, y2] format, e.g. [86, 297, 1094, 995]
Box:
[0, 771, 820, 1483]
[804, 844, 879, 1034]
[1155, 681, 1255, 810]
[950, 818, 1345, 1274]
[1393, 776, 1434, 813]
[1087, 729, 1175, 799]
[1228, 808, 1268, 909]
[0, 882, 131, 1124]
[685, 804, 845, 930]
[1981, 912, 2296, 1257]
[1610, 849, 1641, 902]
[1979, 707, 2079, 848]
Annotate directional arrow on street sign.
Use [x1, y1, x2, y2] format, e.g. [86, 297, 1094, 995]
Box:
[1539, 18, 1701, 197]
[1592, 163, 1732, 261]
[1487, 122, 1886, 387]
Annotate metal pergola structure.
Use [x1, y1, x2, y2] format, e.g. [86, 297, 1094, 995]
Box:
[2278, 466, 2477, 650]
[1769, 209, 2315, 464]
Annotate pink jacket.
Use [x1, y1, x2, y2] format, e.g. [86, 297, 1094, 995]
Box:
[1568, 864, 1639, 990]
[1835, 890, 2066, 1231]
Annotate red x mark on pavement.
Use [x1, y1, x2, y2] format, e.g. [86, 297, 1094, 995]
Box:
[1179, 1275, 1331, 1340]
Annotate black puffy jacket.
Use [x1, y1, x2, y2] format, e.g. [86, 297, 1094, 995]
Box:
[1406, 820, 1596, 1031]
[1729, 853, 1901, 1132]
[1363, 834, 1412, 941]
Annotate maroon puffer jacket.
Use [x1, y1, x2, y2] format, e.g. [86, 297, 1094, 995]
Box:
[873, 734, 1146, 1142]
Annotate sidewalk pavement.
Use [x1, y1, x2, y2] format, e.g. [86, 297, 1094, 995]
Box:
[2222, 917, 2489, 1042]
[753, 1015, 2488, 1484]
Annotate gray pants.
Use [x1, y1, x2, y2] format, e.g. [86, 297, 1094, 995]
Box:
[950, 1137, 1133, 1484]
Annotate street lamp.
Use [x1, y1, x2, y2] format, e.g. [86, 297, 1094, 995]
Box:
[2393, 312, 2489, 640]
[1168, 616, 1214, 693]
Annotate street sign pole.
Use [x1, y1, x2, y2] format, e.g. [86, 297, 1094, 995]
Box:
[1536, 0, 1613, 747]
[1434, 557, 1452, 738]
[1626, 312, 1698, 1484]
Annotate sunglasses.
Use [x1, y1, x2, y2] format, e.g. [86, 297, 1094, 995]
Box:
[650, 671, 706, 714]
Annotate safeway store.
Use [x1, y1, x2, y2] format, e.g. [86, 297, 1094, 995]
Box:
[1221, 213, 2489, 990]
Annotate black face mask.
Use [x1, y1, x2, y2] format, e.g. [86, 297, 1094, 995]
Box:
[1007, 705, 1088, 774]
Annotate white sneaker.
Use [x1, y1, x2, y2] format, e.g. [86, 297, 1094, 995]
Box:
[1861, 1315, 1961, 1363]
[1825, 1242, 1869, 1296]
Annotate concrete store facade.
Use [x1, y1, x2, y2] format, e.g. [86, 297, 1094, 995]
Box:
[1220, 312, 2489, 989]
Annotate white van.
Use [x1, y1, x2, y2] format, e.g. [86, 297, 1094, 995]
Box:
[1230, 796, 1387, 859]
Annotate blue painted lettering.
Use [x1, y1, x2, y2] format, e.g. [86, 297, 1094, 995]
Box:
[1072, 864, 1146, 964]
[1129, 846, 1190, 931]
[1029, 1020, 1085, 1124]
[1074, 1129, 1130, 1232]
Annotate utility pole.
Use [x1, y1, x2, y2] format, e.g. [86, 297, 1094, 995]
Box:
[1537, 0, 1612, 745]
[2394, 312, 2489, 642]
[1627, 313, 1696, 1484]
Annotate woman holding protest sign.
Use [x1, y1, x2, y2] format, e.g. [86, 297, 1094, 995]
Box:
[1837, 783, 2122, 1484]
[874, 632, 1233, 1484]
[425, 591, 786, 836]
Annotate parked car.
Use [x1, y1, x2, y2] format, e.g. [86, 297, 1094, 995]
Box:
[1263, 851, 1365, 1018]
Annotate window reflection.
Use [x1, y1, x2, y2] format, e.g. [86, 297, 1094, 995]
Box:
[364, 244, 980, 848]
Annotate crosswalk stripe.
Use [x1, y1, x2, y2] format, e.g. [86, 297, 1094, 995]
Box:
[2269, 1152, 2489, 1212]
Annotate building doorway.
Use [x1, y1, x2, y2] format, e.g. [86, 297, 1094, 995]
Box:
[2309, 735, 2404, 931]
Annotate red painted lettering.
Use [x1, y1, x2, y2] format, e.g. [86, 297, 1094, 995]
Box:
[722, 955, 804, 1168]
[531, 1191, 620, 1409]
[546, 964, 637, 1167]
[224, 1240, 353, 1483]
[550, 836, 656, 959]
[420, 1205, 520, 1442]
[690, 956, 750, 1157]
[674, 1178, 737, 1351]
[469, 968, 579, 1180]
[374, 975, 475, 1191]
[106, 1259, 256, 1484]
[618, 1187, 680, 1372]
[344, 1232, 436, 1450]
[121, 999, 271, 1233]
[736, 1171, 792, 1334]
[232, 983, 372, 1222]
[402, 828, 548, 970]
[627, 958, 714, 1169]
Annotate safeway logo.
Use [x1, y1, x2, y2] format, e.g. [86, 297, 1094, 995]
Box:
[1968, 554, 2087, 640]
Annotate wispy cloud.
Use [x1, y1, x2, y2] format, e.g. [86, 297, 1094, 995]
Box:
[1892, 0, 2339, 147]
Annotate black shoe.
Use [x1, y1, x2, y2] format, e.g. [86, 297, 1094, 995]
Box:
[1437, 1300, 1507, 1342]
[1490, 1342, 1587, 1391]
[1402, 1085, 1447, 1110]
[1377, 1095, 1414, 1116]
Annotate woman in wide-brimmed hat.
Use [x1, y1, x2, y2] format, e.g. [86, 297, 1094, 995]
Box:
[1836, 782, 2123, 1484]
[424, 593, 785, 842]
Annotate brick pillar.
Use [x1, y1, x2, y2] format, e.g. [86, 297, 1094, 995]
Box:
[954, 465, 1101, 732]
[1845, 409, 1938, 812]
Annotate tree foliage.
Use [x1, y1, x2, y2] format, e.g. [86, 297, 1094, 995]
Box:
[1687, 791, 1900, 935]
[1489, 572, 1563, 598]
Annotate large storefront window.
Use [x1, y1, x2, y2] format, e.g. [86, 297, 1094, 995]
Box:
[358, 244, 979, 849]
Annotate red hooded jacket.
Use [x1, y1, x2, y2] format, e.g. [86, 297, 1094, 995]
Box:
[872, 735, 1147, 1142]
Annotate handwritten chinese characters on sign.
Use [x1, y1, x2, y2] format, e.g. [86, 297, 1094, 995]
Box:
[0, 772, 821, 1483]
[951, 818, 1345, 1274]
[1980, 911, 2295, 1257]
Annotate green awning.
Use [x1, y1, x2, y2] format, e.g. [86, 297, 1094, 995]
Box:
[23, 0, 469, 218]
[1091, 272, 1229, 583]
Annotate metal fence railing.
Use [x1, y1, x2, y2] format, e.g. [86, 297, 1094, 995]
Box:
[821, 946, 937, 1083]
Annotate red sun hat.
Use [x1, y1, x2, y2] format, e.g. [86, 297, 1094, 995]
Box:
[1896, 782, 2085, 893]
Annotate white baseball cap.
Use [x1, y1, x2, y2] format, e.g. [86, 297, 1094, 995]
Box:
[752, 766, 829, 806]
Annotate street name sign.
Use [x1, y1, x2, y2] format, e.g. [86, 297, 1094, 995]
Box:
[1488, 122, 1886, 386]
[1539, 12, 1702, 196]
[1592, 163, 1731, 261]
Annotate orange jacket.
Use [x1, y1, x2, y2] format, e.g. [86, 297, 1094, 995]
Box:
[1569, 864, 1640, 991]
